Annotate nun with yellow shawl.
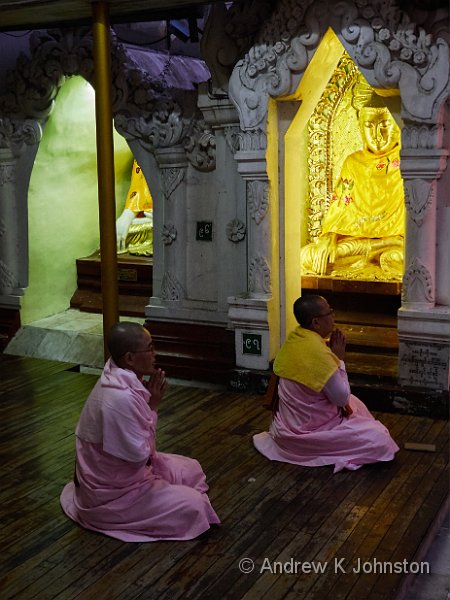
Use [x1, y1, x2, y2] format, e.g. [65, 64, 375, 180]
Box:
[253, 295, 399, 473]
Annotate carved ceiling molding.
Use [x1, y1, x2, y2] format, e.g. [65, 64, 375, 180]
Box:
[229, 0, 449, 131]
[0, 27, 171, 119]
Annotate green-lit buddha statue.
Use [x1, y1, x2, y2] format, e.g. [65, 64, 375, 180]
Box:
[116, 160, 153, 256]
[301, 105, 405, 280]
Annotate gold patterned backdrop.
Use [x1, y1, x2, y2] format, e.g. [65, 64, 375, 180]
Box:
[306, 53, 367, 244]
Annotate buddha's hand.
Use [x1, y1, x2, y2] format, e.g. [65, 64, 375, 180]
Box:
[312, 236, 332, 275]
[116, 208, 136, 251]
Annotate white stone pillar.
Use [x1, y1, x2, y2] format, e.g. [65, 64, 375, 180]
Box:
[398, 121, 450, 390]
[0, 118, 41, 308]
[229, 130, 279, 371]
[150, 145, 188, 316]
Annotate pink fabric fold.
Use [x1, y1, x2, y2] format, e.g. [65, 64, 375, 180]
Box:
[61, 359, 220, 542]
[254, 378, 399, 474]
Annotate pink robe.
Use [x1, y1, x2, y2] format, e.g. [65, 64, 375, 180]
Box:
[60, 359, 220, 542]
[254, 367, 399, 474]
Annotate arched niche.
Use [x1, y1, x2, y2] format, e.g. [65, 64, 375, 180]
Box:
[22, 74, 133, 323]
[228, 0, 450, 392]
[0, 26, 212, 315]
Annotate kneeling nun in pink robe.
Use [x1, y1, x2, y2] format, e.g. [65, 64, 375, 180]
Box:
[61, 358, 220, 542]
[254, 297, 399, 473]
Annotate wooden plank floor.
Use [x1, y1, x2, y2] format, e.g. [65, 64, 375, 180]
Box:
[0, 355, 448, 600]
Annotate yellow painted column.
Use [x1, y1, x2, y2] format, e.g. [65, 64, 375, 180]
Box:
[92, 1, 119, 359]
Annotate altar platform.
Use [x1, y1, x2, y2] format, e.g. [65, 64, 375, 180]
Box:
[0, 354, 448, 600]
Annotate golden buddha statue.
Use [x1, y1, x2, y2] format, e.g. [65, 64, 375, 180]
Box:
[116, 160, 153, 256]
[301, 105, 404, 280]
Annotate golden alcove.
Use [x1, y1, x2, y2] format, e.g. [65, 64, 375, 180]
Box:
[275, 29, 402, 376]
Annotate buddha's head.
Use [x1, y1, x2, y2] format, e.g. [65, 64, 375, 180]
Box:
[359, 107, 399, 155]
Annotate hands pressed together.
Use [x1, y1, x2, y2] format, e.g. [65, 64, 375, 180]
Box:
[328, 328, 346, 361]
[145, 368, 168, 411]
[329, 328, 352, 418]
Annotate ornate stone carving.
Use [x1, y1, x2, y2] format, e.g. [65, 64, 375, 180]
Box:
[184, 119, 216, 172]
[162, 223, 177, 245]
[249, 256, 271, 294]
[404, 179, 434, 227]
[402, 124, 441, 150]
[229, 0, 449, 129]
[161, 271, 185, 301]
[224, 126, 241, 155]
[0, 259, 17, 290]
[0, 28, 94, 118]
[201, 1, 275, 94]
[226, 219, 246, 242]
[237, 129, 267, 152]
[115, 104, 186, 152]
[162, 167, 185, 200]
[0, 164, 15, 185]
[402, 257, 433, 303]
[0, 118, 41, 156]
[248, 180, 269, 225]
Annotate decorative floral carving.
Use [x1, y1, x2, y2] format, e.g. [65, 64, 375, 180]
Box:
[162, 223, 177, 245]
[229, 0, 449, 128]
[224, 126, 241, 154]
[161, 271, 185, 301]
[0, 118, 41, 156]
[402, 124, 441, 150]
[162, 167, 185, 200]
[404, 179, 434, 227]
[249, 256, 271, 295]
[248, 180, 269, 225]
[115, 103, 186, 152]
[402, 257, 433, 303]
[237, 129, 267, 152]
[226, 219, 246, 242]
[0, 28, 95, 118]
[184, 118, 216, 172]
[0, 26, 176, 117]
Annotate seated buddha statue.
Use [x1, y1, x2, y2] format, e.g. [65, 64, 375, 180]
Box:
[301, 105, 404, 280]
[116, 160, 153, 256]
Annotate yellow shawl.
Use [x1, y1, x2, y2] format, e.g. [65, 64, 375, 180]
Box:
[273, 326, 340, 392]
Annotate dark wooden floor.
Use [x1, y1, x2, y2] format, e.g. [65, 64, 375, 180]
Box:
[0, 354, 448, 600]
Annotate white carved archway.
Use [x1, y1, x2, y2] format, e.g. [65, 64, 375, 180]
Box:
[227, 0, 450, 391]
[0, 27, 215, 309]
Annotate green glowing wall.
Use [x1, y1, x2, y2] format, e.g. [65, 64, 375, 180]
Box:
[21, 75, 133, 324]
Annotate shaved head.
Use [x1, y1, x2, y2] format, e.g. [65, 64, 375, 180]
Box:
[293, 295, 327, 328]
[107, 322, 147, 363]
